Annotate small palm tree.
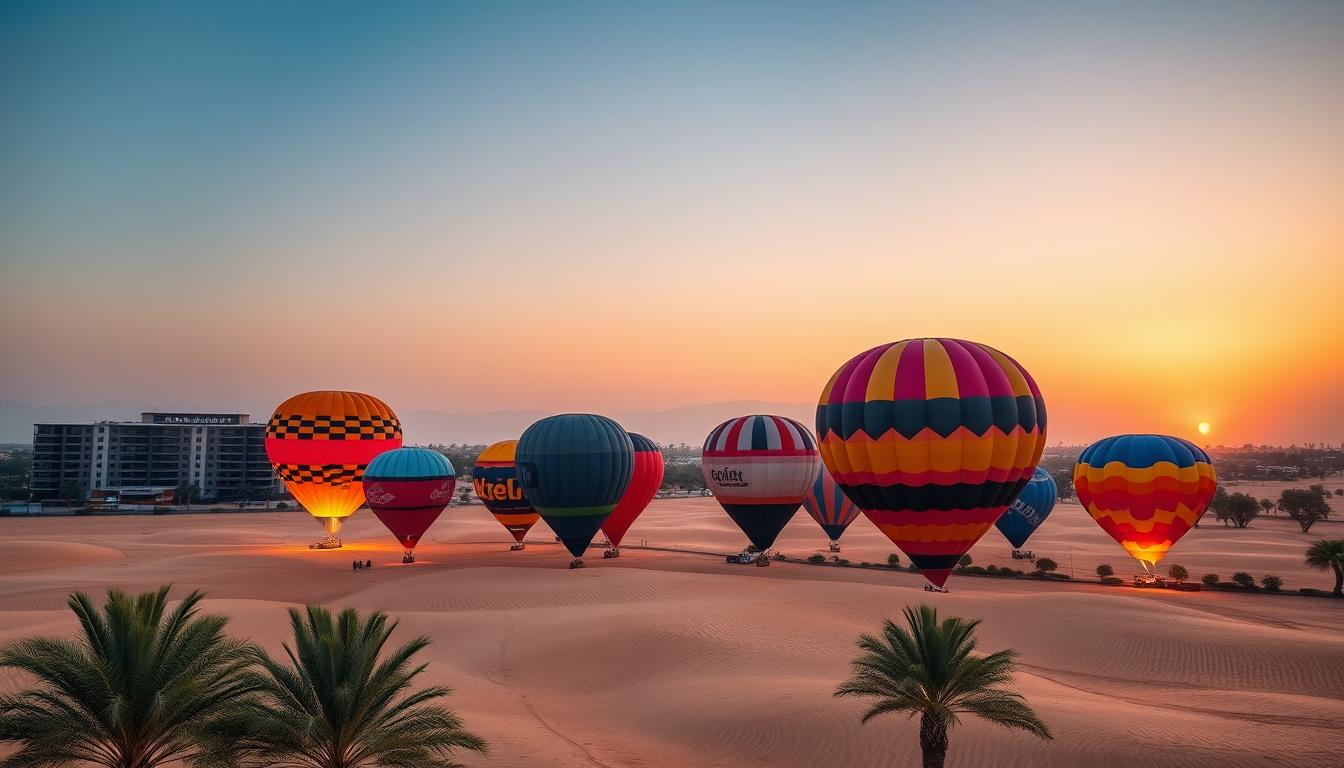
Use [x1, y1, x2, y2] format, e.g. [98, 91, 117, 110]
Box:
[0, 585, 255, 768]
[201, 605, 485, 768]
[1305, 539, 1344, 597]
[835, 604, 1051, 768]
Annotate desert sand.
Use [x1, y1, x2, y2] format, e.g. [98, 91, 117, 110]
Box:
[2, 497, 1342, 768]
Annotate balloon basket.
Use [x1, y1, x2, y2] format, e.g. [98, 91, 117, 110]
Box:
[828, 541, 841, 553]
[510, 543, 526, 551]
[924, 583, 948, 593]
[309, 534, 343, 550]
[402, 551, 415, 564]
[754, 554, 770, 567]
[602, 548, 620, 559]
[568, 558, 586, 569]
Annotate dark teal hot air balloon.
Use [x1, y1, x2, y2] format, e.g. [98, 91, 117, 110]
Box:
[994, 466, 1057, 550]
[516, 414, 634, 561]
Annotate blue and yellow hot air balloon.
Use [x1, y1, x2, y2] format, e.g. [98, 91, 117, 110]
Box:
[1075, 434, 1216, 567]
[516, 414, 634, 564]
[994, 466, 1057, 550]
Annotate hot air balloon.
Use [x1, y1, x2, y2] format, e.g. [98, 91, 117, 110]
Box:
[362, 447, 456, 563]
[995, 466, 1057, 552]
[516, 414, 634, 567]
[600, 433, 664, 556]
[472, 440, 541, 550]
[817, 338, 1047, 588]
[702, 415, 820, 554]
[802, 464, 861, 550]
[265, 391, 402, 548]
[1074, 434, 1216, 569]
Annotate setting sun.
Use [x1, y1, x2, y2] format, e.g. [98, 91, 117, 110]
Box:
[1198, 422, 1211, 436]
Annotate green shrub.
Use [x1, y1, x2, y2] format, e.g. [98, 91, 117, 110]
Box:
[807, 554, 826, 564]
[959, 566, 988, 575]
[1034, 557, 1058, 573]
[1167, 564, 1189, 581]
[1261, 575, 1283, 592]
[1100, 576, 1125, 586]
[837, 558, 850, 566]
[958, 554, 973, 569]
[887, 553, 901, 567]
[1230, 572, 1256, 589]
[1096, 564, 1114, 578]
[1299, 587, 1331, 597]
[1200, 573, 1219, 587]
[986, 564, 999, 574]
[275, 501, 289, 510]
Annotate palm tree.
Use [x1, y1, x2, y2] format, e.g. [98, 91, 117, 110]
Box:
[835, 604, 1051, 768]
[0, 585, 255, 768]
[201, 605, 485, 768]
[1305, 539, 1344, 597]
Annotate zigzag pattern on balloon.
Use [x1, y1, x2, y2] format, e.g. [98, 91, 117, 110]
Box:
[816, 339, 1047, 587]
[1074, 434, 1216, 565]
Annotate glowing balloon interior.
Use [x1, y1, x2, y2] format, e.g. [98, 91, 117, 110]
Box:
[265, 391, 402, 544]
[817, 338, 1047, 587]
[1075, 434, 1216, 567]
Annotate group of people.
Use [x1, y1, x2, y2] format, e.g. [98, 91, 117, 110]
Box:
[352, 559, 373, 571]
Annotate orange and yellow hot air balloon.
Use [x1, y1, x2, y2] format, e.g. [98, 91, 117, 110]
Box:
[1074, 434, 1216, 567]
[265, 391, 402, 548]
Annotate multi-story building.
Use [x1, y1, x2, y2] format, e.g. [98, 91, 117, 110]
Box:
[30, 413, 281, 501]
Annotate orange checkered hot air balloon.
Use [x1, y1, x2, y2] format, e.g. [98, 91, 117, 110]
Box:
[816, 339, 1047, 588]
[1074, 435, 1216, 568]
[265, 391, 402, 548]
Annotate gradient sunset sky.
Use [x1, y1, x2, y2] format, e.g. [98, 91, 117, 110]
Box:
[2, 1, 1342, 446]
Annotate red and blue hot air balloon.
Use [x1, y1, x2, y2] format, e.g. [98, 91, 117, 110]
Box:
[516, 414, 634, 567]
[1075, 434, 1216, 568]
[994, 466, 1057, 551]
[600, 433, 664, 554]
[802, 465, 862, 546]
[702, 415, 820, 552]
[362, 447, 456, 563]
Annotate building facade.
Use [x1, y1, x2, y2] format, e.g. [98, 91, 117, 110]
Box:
[31, 413, 281, 501]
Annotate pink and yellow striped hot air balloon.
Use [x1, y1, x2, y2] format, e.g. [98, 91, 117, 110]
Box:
[816, 338, 1047, 587]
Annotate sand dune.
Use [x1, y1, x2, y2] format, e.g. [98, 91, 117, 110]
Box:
[1, 500, 1342, 767]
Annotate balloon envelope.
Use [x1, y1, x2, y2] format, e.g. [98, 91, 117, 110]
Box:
[1075, 434, 1216, 566]
[473, 440, 541, 543]
[601, 433, 664, 548]
[702, 415, 820, 550]
[265, 391, 402, 535]
[802, 464, 862, 541]
[816, 339, 1047, 587]
[362, 448, 456, 551]
[995, 467, 1057, 549]
[516, 414, 634, 557]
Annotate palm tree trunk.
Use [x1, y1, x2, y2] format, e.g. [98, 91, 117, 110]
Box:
[919, 713, 949, 768]
[1332, 563, 1343, 597]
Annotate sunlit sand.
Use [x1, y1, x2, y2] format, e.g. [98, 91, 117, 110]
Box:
[2, 493, 1342, 767]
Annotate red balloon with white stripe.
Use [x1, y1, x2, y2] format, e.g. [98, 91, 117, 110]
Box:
[702, 414, 820, 550]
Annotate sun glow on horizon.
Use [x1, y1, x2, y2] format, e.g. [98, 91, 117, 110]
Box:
[1198, 422, 1211, 436]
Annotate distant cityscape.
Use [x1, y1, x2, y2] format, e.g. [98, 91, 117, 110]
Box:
[2, 408, 1341, 507]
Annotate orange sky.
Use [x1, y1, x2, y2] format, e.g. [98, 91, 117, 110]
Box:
[1, 3, 1342, 446]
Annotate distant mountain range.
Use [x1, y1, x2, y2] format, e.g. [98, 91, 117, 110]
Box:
[0, 399, 816, 447]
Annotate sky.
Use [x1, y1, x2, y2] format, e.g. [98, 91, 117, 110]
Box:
[2, 1, 1342, 446]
